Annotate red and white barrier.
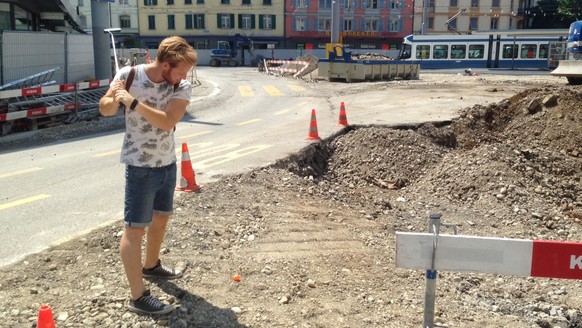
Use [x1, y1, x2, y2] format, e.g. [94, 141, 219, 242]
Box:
[396, 232, 582, 280]
[0, 78, 111, 123]
[265, 60, 311, 78]
[0, 103, 79, 122]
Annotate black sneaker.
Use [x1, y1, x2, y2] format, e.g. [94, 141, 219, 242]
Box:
[128, 289, 174, 315]
[142, 260, 183, 280]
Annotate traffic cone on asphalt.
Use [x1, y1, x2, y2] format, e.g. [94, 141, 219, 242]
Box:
[306, 109, 321, 141]
[37, 304, 56, 328]
[338, 101, 349, 127]
[176, 143, 203, 192]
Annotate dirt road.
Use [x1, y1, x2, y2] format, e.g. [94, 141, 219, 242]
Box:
[1, 72, 580, 328]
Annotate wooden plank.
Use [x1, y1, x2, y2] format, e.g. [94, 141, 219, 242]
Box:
[396, 232, 533, 276]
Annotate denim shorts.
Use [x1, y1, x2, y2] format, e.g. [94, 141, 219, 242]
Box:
[124, 163, 177, 227]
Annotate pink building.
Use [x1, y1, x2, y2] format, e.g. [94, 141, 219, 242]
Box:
[285, 0, 414, 50]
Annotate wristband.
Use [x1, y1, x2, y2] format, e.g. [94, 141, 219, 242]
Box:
[129, 98, 139, 110]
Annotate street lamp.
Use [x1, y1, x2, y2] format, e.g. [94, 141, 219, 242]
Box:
[104, 27, 122, 74]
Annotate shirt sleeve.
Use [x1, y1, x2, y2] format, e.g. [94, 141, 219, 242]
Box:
[171, 79, 193, 101]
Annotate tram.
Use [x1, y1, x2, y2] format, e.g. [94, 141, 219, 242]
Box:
[398, 30, 568, 69]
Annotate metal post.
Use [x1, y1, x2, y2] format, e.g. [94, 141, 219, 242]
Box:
[423, 213, 441, 328]
[91, 0, 112, 80]
[331, 0, 340, 43]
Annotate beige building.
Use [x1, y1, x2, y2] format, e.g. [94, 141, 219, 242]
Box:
[413, 0, 526, 34]
[138, 0, 284, 50]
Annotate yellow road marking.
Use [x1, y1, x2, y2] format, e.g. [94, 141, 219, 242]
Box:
[236, 118, 262, 126]
[288, 84, 306, 92]
[0, 167, 42, 179]
[274, 109, 290, 115]
[239, 86, 254, 97]
[178, 130, 213, 139]
[93, 150, 120, 158]
[262, 85, 284, 96]
[197, 145, 273, 169]
[0, 194, 51, 211]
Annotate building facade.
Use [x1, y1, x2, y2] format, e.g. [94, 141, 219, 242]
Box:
[1, 0, 82, 32]
[413, 0, 527, 34]
[285, 0, 414, 50]
[137, 0, 285, 50]
[75, 0, 140, 47]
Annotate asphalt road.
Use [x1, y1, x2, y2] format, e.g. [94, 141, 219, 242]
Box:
[0, 67, 556, 267]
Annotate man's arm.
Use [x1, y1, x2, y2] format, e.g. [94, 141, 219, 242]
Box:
[114, 89, 188, 132]
[98, 80, 125, 117]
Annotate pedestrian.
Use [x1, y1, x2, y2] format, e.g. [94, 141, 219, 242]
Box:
[98, 36, 197, 315]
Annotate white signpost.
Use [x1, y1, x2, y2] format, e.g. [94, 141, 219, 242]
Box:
[396, 214, 582, 328]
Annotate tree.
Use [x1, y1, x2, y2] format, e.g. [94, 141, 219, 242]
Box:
[530, 0, 571, 28]
[558, 0, 582, 21]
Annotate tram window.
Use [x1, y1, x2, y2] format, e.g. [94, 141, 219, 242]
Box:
[450, 45, 466, 59]
[468, 44, 484, 58]
[416, 45, 430, 59]
[521, 44, 537, 58]
[433, 45, 448, 59]
[502, 44, 518, 59]
[539, 44, 549, 59]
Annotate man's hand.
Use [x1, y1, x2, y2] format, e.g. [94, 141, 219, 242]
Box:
[99, 79, 128, 116]
[114, 88, 134, 108]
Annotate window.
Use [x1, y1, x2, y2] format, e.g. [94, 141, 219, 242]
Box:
[502, 44, 518, 58]
[365, 18, 378, 32]
[450, 0, 457, 6]
[243, 0, 251, 4]
[319, 0, 331, 8]
[120, 15, 131, 28]
[295, 17, 306, 31]
[148, 15, 156, 29]
[343, 18, 353, 31]
[144, 0, 158, 5]
[521, 44, 537, 58]
[119, 0, 129, 4]
[448, 18, 457, 29]
[468, 44, 484, 58]
[389, 19, 400, 32]
[490, 17, 498, 29]
[428, 17, 434, 29]
[197, 0, 204, 3]
[365, 0, 378, 8]
[185, 13, 205, 29]
[263, 0, 272, 4]
[471, 0, 478, 7]
[318, 18, 331, 31]
[240, 14, 253, 29]
[390, 0, 401, 9]
[492, 0, 499, 6]
[185, 0, 192, 3]
[416, 45, 430, 59]
[470, 17, 478, 30]
[259, 14, 275, 29]
[433, 45, 448, 59]
[218, 14, 234, 28]
[0, 3, 10, 30]
[450, 45, 466, 59]
[167, 0, 174, 4]
[297, 0, 308, 7]
[539, 44, 549, 58]
[14, 5, 33, 31]
[221, 0, 230, 3]
[168, 14, 175, 29]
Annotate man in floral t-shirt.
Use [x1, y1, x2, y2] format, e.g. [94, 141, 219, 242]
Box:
[99, 36, 197, 315]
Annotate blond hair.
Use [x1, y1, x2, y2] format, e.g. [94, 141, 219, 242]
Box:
[156, 36, 197, 67]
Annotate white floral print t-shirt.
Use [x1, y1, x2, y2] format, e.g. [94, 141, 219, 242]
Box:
[112, 64, 192, 167]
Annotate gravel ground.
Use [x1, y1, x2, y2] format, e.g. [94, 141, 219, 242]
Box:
[0, 73, 581, 328]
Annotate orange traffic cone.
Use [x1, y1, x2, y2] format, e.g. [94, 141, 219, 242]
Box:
[306, 109, 321, 141]
[176, 143, 203, 192]
[338, 101, 349, 127]
[37, 305, 56, 328]
[145, 49, 152, 64]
